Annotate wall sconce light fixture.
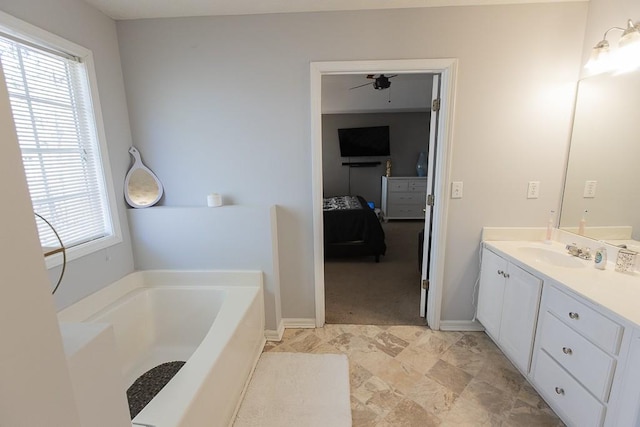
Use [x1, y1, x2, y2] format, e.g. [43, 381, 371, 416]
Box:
[585, 19, 640, 73]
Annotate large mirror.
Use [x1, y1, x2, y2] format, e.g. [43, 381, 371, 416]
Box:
[560, 69, 640, 249]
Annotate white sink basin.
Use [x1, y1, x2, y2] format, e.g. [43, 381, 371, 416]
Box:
[517, 247, 586, 269]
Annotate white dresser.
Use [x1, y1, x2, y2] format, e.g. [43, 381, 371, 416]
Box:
[380, 176, 427, 221]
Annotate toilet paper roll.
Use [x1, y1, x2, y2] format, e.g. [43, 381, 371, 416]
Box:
[207, 193, 222, 207]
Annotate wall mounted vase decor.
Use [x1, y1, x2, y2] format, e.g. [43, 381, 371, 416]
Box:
[124, 146, 163, 208]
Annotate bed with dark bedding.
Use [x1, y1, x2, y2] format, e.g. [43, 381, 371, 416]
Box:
[323, 195, 386, 262]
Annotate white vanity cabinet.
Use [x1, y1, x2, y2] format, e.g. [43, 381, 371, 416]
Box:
[380, 176, 427, 220]
[477, 247, 542, 374]
[480, 238, 640, 427]
[476, 248, 506, 338]
[530, 283, 624, 427]
[613, 329, 640, 426]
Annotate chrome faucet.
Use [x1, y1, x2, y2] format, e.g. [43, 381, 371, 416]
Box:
[566, 244, 580, 256]
[566, 243, 592, 260]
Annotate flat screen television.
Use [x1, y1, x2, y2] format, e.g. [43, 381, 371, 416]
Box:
[338, 126, 390, 157]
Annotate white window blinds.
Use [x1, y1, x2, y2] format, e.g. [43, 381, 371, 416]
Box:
[0, 35, 112, 250]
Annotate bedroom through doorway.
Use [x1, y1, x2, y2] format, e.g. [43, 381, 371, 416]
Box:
[320, 73, 434, 326]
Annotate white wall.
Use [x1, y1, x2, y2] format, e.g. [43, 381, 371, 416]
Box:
[117, 3, 588, 322]
[0, 68, 81, 426]
[0, 1, 134, 423]
[0, 0, 135, 310]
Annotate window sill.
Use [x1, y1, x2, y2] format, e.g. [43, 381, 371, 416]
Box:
[44, 234, 123, 269]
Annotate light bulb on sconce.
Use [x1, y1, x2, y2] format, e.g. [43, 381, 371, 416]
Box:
[585, 19, 640, 74]
[620, 19, 640, 47]
[585, 39, 612, 73]
[617, 19, 640, 72]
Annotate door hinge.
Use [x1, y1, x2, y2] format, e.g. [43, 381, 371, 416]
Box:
[427, 194, 434, 206]
[422, 279, 429, 290]
[432, 98, 441, 112]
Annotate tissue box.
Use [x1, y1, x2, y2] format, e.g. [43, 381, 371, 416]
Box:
[615, 249, 637, 273]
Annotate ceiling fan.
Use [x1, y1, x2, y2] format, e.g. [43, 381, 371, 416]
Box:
[349, 74, 398, 91]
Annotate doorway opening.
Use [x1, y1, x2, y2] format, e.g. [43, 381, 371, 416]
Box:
[321, 74, 433, 325]
[311, 59, 457, 330]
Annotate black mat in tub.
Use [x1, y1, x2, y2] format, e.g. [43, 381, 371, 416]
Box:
[127, 361, 186, 419]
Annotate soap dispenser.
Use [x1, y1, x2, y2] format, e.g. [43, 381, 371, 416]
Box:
[594, 245, 607, 270]
[578, 209, 588, 236]
[544, 210, 555, 244]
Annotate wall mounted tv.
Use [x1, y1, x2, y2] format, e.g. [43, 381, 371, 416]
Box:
[338, 126, 390, 157]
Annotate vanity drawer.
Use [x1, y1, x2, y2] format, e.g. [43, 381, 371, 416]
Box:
[545, 286, 622, 354]
[387, 192, 425, 205]
[539, 311, 615, 402]
[533, 350, 605, 427]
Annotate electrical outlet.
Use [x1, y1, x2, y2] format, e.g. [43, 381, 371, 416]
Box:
[527, 181, 540, 199]
[451, 181, 463, 199]
[584, 180, 597, 198]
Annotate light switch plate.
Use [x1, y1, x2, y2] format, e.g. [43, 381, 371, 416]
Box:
[584, 180, 597, 198]
[527, 181, 540, 199]
[451, 181, 463, 199]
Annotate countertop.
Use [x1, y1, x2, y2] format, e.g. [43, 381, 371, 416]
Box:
[484, 240, 640, 328]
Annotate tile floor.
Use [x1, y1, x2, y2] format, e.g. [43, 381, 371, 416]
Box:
[263, 325, 564, 426]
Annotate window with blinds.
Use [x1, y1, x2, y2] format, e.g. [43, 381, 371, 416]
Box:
[0, 34, 114, 252]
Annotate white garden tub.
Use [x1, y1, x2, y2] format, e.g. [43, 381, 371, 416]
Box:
[58, 270, 265, 427]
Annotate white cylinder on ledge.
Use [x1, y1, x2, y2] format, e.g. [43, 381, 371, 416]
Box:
[207, 193, 222, 207]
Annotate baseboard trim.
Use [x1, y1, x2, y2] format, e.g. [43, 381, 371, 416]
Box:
[282, 318, 317, 329]
[265, 318, 316, 341]
[439, 320, 485, 332]
[264, 319, 285, 341]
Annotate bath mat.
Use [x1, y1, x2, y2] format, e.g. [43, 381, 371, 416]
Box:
[127, 361, 186, 419]
[233, 352, 352, 427]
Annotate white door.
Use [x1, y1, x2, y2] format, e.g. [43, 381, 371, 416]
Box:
[420, 74, 441, 317]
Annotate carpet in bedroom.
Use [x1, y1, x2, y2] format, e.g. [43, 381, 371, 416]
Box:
[324, 220, 425, 325]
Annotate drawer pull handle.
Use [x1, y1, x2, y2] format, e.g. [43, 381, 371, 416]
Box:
[555, 387, 565, 396]
[568, 312, 580, 320]
[496, 270, 510, 279]
[562, 347, 573, 355]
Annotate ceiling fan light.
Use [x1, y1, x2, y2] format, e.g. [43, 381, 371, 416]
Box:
[373, 75, 391, 90]
[348, 74, 397, 91]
